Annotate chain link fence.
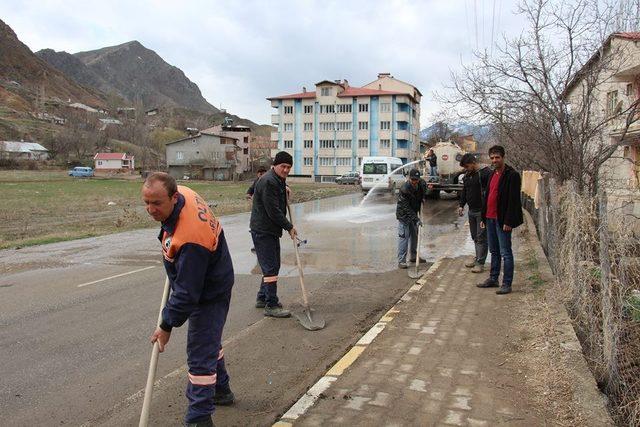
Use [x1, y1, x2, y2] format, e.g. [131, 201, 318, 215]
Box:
[523, 172, 640, 426]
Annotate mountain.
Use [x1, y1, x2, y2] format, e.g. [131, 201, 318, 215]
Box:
[37, 41, 218, 113]
[0, 19, 104, 111]
[420, 122, 492, 142]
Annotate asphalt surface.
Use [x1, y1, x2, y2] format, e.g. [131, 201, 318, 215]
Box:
[0, 192, 464, 426]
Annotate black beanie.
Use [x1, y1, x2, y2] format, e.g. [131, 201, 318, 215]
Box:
[273, 151, 293, 166]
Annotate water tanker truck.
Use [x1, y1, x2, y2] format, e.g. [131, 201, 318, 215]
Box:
[422, 141, 466, 199]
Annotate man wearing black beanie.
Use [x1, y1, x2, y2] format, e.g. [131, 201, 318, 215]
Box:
[249, 151, 297, 317]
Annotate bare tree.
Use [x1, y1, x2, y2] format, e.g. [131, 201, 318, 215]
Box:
[443, 0, 640, 195]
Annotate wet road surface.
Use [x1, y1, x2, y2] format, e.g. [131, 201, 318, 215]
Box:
[0, 193, 466, 426]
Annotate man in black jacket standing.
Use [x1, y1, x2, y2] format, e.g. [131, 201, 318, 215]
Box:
[396, 169, 426, 269]
[478, 145, 523, 295]
[458, 153, 493, 273]
[250, 151, 297, 317]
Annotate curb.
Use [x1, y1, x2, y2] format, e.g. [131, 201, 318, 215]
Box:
[273, 259, 444, 426]
[522, 210, 613, 426]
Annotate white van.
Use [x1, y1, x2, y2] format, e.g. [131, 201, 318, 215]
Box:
[360, 156, 406, 193]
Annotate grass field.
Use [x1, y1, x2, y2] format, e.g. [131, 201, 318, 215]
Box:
[0, 170, 359, 249]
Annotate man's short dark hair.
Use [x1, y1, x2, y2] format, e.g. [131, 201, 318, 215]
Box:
[144, 172, 177, 197]
[459, 153, 477, 167]
[257, 167, 267, 174]
[488, 145, 505, 157]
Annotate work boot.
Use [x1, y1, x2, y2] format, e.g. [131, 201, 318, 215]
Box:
[464, 259, 477, 268]
[214, 383, 235, 406]
[398, 262, 408, 269]
[255, 299, 266, 308]
[471, 264, 485, 273]
[496, 286, 512, 295]
[264, 305, 291, 318]
[409, 257, 427, 263]
[184, 416, 214, 427]
[476, 278, 499, 288]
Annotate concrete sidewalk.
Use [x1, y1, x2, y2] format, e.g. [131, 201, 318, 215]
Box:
[274, 216, 612, 426]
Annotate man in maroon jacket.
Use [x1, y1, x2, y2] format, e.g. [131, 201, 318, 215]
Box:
[477, 145, 523, 295]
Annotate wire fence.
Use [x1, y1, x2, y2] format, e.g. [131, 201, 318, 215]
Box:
[523, 172, 640, 426]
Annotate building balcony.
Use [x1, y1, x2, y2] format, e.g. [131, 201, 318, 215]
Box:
[271, 114, 280, 125]
[395, 130, 410, 140]
[610, 112, 640, 140]
[396, 111, 410, 122]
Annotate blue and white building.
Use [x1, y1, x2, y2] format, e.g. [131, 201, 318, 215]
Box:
[267, 73, 421, 178]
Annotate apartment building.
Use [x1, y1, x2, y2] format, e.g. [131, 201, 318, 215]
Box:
[267, 73, 421, 178]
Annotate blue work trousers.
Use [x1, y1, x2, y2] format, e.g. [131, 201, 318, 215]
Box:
[251, 231, 281, 307]
[486, 218, 514, 286]
[185, 289, 231, 424]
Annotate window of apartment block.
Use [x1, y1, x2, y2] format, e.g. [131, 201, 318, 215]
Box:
[336, 139, 352, 149]
[358, 121, 368, 130]
[320, 140, 334, 149]
[336, 122, 352, 131]
[284, 105, 293, 114]
[380, 103, 391, 112]
[321, 87, 332, 96]
[380, 139, 391, 149]
[319, 104, 335, 114]
[337, 104, 352, 113]
[358, 139, 368, 148]
[319, 122, 334, 131]
[304, 105, 313, 114]
[304, 140, 313, 148]
[176, 151, 184, 160]
[284, 123, 293, 132]
[380, 121, 391, 130]
[336, 157, 352, 166]
[284, 140, 293, 149]
[304, 122, 313, 131]
[319, 157, 334, 166]
[304, 157, 313, 166]
[359, 103, 369, 112]
[626, 83, 634, 97]
[606, 90, 619, 116]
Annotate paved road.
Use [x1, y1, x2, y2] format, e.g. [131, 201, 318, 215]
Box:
[0, 192, 464, 426]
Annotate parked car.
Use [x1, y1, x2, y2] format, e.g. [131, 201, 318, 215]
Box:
[68, 166, 94, 177]
[335, 171, 360, 185]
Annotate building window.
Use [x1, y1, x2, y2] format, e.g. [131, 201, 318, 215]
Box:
[97, 160, 103, 165]
[358, 121, 368, 130]
[335, 139, 352, 149]
[606, 90, 619, 117]
[321, 87, 332, 96]
[304, 105, 313, 114]
[358, 157, 363, 165]
[176, 151, 184, 160]
[319, 104, 335, 114]
[319, 156, 334, 166]
[304, 157, 313, 166]
[380, 139, 391, 149]
[284, 123, 293, 132]
[380, 103, 391, 113]
[626, 83, 634, 97]
[284, 105, 293, 114]
[380, 121, 391, 130]
[337, 104, 352, 113]
[336, 122, 352, 131]
[304, 140, 313, 148]
[319, 140, 334, 149]
[319, 122, 334, 131]
[358, 139, 368, 148]
[304, 122, 313, 131]
[336, 157, 352, 166]
[359, 103, 369, 112]
[284, 140, 293, 149]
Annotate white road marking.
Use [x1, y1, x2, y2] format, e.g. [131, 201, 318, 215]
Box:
[77, 266, 157, 288]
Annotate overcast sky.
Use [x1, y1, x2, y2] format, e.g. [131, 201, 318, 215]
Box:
[2, 0, 527, 127]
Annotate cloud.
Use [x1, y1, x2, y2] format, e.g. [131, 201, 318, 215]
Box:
[1, 0, 527, 126]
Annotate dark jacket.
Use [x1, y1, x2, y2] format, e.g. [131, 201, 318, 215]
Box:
[459, 166, 492, 212]
[158, 186, 234, 331]
[246, 177, 259, 196]
[396, 180, 426, 224]
[481, 164, 523, 228]
[426, 153, 437, 167]
[250, 169, 293, 237]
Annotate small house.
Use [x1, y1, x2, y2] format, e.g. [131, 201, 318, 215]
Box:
[93, 152, 135, 172]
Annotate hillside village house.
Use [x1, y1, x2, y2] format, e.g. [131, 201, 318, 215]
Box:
[165, 131, 239, 180]
[267, 73, 421, 180]
[0, 141, 49, 160]
[564, 32, 640, 215]
[203, 123, 252, 174]
[93, 152, 135, 173]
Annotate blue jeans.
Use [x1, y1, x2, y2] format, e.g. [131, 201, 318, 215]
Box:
[430, 165, 438, 176]
[486, 218, 514, 286]
[397, 221, 418, 263]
